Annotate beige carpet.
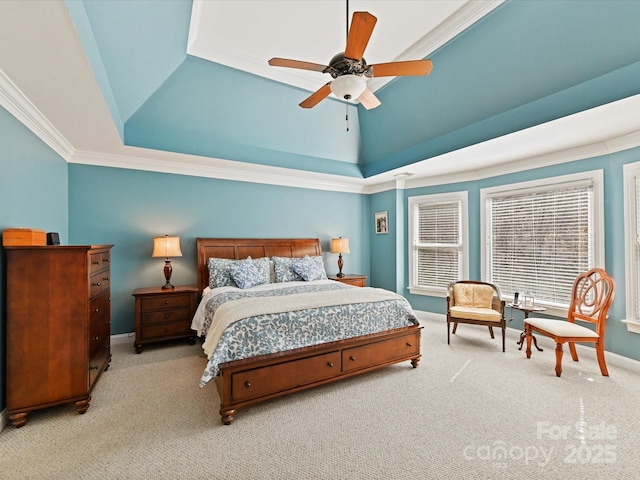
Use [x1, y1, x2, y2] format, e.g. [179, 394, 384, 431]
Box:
[1, 314, 639, 479]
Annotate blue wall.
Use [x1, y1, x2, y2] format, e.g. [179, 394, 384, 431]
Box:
[68, 164, 370, 335]
[0, 107, 69, 414]
[3, 98, 640, 416]
[368, 146, 640, 361]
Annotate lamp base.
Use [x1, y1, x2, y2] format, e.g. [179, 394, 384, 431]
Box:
[336, 254, 345, 278]
[162, 259, 175, 289]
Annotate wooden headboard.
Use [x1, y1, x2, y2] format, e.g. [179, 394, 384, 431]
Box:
[196, 238, 322, 293]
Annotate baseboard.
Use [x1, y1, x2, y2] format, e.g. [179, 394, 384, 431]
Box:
[0, 408, 9, 433]
[414, 310, 640, 375]
[111, 332, 134, 346]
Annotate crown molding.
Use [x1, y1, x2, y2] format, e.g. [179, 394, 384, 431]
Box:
[0, 69, 74, 160]
[70, 150, 369, 194]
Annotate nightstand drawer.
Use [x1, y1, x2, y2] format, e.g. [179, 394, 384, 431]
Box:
[141, 321, 192, 340]
[139, 293, 192, 311]
[140, 307, 191, 325]
[328, 275, 367, 287]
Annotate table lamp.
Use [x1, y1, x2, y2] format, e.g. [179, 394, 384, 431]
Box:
[152, 235, 182, 289]
[331, 237, 350, 278]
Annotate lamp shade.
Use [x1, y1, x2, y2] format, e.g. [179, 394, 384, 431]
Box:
[331, 237, 350, 254]
[152, 235, 182, 258]
[330, 75, 366, 100]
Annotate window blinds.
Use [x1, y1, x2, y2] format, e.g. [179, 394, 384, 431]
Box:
[413, 200, 462, 289]
[487, 181, 593, 307]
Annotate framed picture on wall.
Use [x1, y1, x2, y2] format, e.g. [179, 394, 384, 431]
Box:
[375, 211, 388, 234]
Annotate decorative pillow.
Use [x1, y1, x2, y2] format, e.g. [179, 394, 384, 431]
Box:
[208, 258, 236, 288]
[251, 256, 271, 285]
[208, 256, 270, 288]
[291, 255, 328, 282]
[269, 259, 276, 283]
[227, 257, 266, 289]
[273, 256, 303, 283]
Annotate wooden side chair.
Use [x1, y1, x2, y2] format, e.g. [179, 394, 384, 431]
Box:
[524, 267, 615, 377]
[447, 281, 506, 352]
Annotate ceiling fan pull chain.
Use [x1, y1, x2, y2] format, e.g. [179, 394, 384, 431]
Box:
[346, 103, 349, 132]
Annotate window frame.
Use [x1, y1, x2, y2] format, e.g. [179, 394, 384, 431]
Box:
[408, 191, 469, 297]
[480, 170, 604, 317]
[623, 161, 640, 327]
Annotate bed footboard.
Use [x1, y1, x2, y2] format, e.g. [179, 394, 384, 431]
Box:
[214, 325, 422, 425]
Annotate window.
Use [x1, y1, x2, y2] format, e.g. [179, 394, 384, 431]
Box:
[408, 192, 468, 296]
[481, 171, 604, 315]
[623, 162, 640, 328]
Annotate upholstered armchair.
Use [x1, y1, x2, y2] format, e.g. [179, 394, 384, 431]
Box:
[446, 281, 506, 352]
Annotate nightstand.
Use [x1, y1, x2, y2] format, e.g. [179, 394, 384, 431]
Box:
[132, 285, 197, 353]
[328, 274, 367, 287]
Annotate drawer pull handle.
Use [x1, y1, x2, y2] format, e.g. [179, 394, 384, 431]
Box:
[93, 336, 99, 341]
[93, 308, 99, 313]
[350, 356, 356, 362]
[327, 362, 334, 368]
[164, 314, 169, 319]
[103, 277, 110, 281]
[244, 381, 251, 389]
[93, 260, 101, 265]
[93, 282, 101, 287]
[90, 366, 99, 370]
[164, 301, 169, 305]
[406, 342, 413, 347]
[104, 258, 110, 263]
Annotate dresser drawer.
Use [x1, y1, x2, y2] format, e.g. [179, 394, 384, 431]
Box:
[89, 339, 110, 388]
[140, 307, 191, 326]
[140, 293, 192, 312]
[89, 251, 110, 274]
[90, 289, 111, 326]
[341, 332, 420, 373]
[89, 316, 110, 359]
[141, 321, 192, 341]
[230, 351, 341, 402]
[90, 270, 111, 298]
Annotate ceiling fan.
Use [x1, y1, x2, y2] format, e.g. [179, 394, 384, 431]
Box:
[268, 9, 433, 110]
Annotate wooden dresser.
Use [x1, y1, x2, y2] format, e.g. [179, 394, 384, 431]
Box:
[132, 285, 197, 353]
[5, 245, 113, 428]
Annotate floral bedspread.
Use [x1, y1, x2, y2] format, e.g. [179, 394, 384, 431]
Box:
[195, 281, 419, 387]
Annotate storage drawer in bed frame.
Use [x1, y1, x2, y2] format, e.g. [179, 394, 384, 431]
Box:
[215, 325, 422, 424]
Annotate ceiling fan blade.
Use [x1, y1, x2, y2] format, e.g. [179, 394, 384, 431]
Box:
[299, 83, 332, 109]
[370, 60, 433, 77]
[357, 87, 381, 110]
[344, 12, 377, 61]
[268, 58, 327, 73]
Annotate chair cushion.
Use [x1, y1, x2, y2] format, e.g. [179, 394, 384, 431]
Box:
[450, 306, 502, 322]
[453, 284, 494, 309]
[525, 318, 599, 338]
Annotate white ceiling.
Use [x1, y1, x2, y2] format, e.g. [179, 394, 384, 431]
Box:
[187, 0, 500, 97]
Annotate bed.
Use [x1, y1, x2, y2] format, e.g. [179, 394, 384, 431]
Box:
[195, 237, 422, 425]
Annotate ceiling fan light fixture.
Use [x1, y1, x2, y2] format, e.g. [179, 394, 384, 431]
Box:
[330, 74, 366, 101]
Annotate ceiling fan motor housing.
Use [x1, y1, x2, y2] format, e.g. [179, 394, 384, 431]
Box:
[325, 52, 371, 79]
